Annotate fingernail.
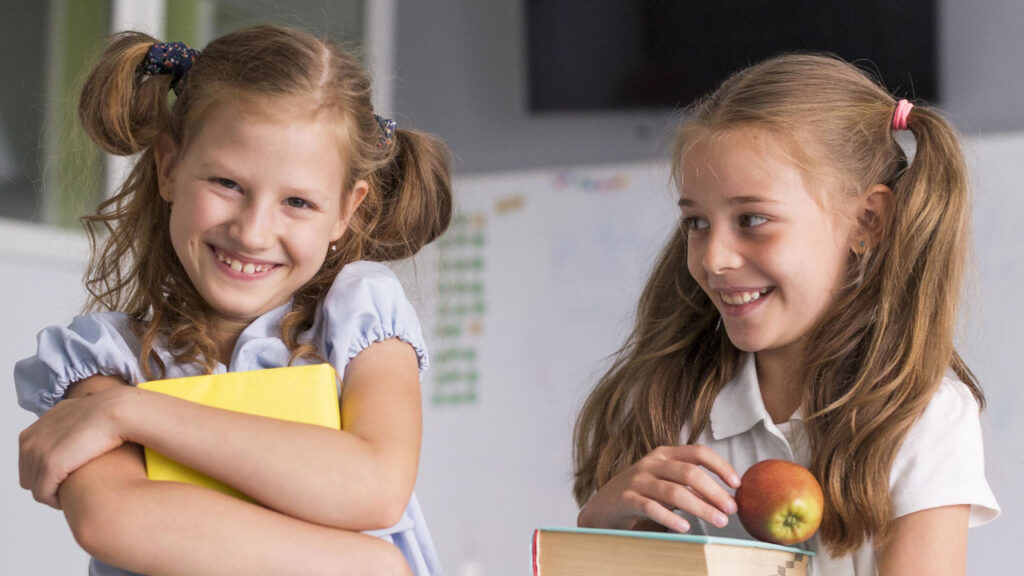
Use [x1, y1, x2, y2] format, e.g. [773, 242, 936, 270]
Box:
[731, 474, 742, 487]
[725, 499, 737, 515]
[713, 513, 729, 527]
[676, 519, 691, 533]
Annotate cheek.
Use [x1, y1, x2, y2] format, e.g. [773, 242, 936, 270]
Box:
[166, 208, 190, 253]
[684, 239, 703, 281]
[291, 227, 332, 268]
[808, 237, 852, 291]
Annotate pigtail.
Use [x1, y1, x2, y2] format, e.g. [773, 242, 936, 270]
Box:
[805, 101, 984, 555]
[282, 127, 453, 364]
[78, 31, 214, 379]
[79, 31, 173, 155]
[886, 104, 976, 396]
[361, 128, 453, 261]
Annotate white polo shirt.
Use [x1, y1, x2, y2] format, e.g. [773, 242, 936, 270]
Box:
[677, 353, 1000, 575]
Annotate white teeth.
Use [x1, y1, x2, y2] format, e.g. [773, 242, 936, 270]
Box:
[215, 249, 268, 276]
[721, 288, 769, 306]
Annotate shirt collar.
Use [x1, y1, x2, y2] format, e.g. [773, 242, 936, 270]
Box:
[709, 352, 774, 440]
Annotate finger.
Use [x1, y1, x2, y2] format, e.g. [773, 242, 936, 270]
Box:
[637, 472, 732, 529]
[628, 492, 691, 533]
[659, 445, 741, 488]
[656, 459, 738, 517]
[33, 472, 62, 510]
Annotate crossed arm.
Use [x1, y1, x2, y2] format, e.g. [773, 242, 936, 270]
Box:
[19, 339, 421, 576]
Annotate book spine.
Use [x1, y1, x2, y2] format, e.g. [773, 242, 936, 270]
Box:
[532, 529, 540, 576]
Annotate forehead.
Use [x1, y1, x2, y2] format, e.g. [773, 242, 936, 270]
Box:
[188, 96, 346, 158]
[185, 92, 347, 146]
[680, 130, 802, 192]
[679, 127, 850, 210]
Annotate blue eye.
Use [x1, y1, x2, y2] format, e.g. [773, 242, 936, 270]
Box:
[284, 197, 313, 209]
[739, 214, 768, 228]
[212, 177, 241, 191]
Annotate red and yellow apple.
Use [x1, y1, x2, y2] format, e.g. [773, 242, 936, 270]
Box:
[735, 459, 824, 546]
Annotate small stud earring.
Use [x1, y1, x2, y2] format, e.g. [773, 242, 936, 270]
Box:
[859, 241, 866, 248]
[330, 243, 337, 252]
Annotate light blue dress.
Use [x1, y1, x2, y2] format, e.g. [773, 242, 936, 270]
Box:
[15, 261, 443, 576]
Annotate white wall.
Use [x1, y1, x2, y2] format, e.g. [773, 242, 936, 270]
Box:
[956, 133, 1024, 575]
[1, 220, 90, 574]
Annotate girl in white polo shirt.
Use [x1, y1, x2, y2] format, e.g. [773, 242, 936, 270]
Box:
[572, 53, 999, 575]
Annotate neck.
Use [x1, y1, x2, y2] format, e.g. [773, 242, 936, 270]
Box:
[754, 345, 805, 424]
[211, 319, 248, 366]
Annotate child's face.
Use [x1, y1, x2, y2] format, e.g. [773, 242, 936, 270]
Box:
[679, 130, 856, 363]
[155, 101, 365, 333]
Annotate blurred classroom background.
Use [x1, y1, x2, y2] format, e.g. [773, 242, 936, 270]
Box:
[2, 1, 1021, 575]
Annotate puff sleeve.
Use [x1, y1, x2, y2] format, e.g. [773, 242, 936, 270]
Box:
[14, 313, 142, 416]
[317, 261, 429, 380]
[889, 378, 1000, 526]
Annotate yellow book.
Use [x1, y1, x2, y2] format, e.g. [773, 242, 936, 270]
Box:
[137, 363, 340, 502]
[532, 527, 813, 576]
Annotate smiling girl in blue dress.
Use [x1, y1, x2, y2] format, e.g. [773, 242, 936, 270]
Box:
[16, 24, 451, 576]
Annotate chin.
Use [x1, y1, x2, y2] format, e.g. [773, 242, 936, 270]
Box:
[204, 296, 269, 323]
[721, 330, 762, 353]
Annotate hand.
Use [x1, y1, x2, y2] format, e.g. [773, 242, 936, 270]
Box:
[19, 384, 133, 509]
[577, 445, 741, 533]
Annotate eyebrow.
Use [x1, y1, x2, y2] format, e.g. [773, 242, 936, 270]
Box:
[677, 195, 780, 208]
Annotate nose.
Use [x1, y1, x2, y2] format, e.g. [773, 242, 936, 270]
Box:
[700, 226, 743, 274]
[229, 198, 276, 251]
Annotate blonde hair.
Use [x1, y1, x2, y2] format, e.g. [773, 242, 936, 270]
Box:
[78, 25, 452, 379]
[573, 53, 982, 555]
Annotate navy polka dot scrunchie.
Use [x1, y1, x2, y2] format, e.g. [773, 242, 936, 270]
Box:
[142, 42, 200, 95]
[373, 113, 397, 148]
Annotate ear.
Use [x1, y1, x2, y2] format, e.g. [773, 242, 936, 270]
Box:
[153, 134, 180, 203]
[851, 184, 894, 252]
[332, 179, 370, 241]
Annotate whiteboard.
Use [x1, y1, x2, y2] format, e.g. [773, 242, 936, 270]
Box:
[402, 161, 680, 576]
[956, 134, 1022, 575]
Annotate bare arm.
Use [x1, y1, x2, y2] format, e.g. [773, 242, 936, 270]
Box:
[876, 505, 970, 576]
[60, 444, 411, 576]
[44, 372, 412, 576]
[21, 338, 422, 531]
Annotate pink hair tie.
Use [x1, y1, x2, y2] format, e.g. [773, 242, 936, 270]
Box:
[892, 99, 914, 131]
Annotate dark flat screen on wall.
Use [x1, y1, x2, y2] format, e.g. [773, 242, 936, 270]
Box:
[526, 1, 937, 112]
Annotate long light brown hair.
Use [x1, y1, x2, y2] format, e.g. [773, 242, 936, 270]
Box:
[573, 54, 982, 555]
[77, 25, 452, 379]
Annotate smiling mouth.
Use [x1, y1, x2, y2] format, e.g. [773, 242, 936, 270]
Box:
[212, 247, 275, 275]
[719, 287, 772, 306]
